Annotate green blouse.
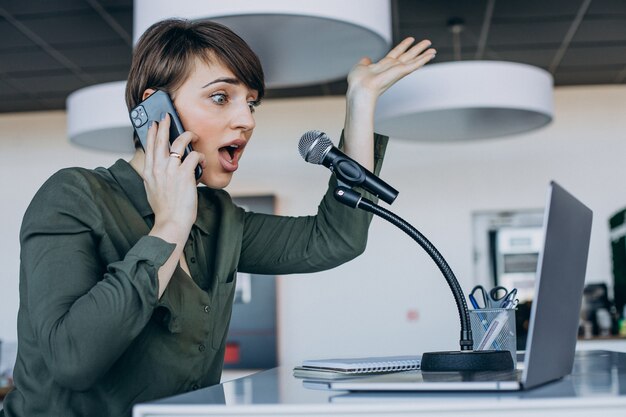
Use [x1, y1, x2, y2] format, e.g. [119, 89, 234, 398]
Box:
[2, 134, 388, 417]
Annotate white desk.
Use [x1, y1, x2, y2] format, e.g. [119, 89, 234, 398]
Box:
[133, 350, 626, 417]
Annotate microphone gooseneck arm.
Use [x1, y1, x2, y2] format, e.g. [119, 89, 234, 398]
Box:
[334, 184, 514, 371]
[334, 186, 473, 351]
[300, 130, 512, 371]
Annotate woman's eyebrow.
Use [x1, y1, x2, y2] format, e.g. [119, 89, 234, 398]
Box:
[201, 77, 241, 88]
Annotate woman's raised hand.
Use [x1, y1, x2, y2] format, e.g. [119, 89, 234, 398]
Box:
[341, 38, 435, 170]
[347, 37, 436, 100]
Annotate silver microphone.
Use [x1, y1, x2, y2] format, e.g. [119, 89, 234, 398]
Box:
[298, 130, 398, 204]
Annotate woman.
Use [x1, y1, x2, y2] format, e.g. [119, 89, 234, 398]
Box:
[2, 19, 435, 417]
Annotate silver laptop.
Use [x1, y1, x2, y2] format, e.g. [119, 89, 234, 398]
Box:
[323, 181, 593, 392]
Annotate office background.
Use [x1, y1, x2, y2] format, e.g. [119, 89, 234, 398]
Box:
[1, 1, 626, 368]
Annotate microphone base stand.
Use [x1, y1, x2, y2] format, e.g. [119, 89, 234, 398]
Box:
[420, 350, 514, 372]
[334, 185, 513, 372]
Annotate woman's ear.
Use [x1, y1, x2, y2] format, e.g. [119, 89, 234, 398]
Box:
[142, 88, 156, 101]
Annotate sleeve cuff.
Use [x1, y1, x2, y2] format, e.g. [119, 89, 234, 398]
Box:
[127, 235, 176, 267]
[372, 133, 389, 176]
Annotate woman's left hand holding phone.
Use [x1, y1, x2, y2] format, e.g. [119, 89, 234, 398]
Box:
[144, 113, 205, 298]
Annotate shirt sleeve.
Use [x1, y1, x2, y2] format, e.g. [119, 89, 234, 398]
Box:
[19, 169, 175, 390]
[238, 133, 388, 275]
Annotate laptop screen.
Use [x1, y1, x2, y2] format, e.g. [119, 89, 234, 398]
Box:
[522, 181, 592, 388]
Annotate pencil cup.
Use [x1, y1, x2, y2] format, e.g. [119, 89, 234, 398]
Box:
[469, 308, 517, 368]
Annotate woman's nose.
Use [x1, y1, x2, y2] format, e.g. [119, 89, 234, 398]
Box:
[232, 101, 256, 132]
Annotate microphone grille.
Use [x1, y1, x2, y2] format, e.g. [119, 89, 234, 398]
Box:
[298, 130, 332, 164]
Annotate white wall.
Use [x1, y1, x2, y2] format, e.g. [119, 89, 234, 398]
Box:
[1, 85, 626, 369]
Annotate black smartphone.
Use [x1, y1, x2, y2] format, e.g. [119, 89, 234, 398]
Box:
[129, 90, 202, 180]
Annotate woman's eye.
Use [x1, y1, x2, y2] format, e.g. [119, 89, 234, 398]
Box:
[210, 93, 227, 104]
[248, 100, 259, 113]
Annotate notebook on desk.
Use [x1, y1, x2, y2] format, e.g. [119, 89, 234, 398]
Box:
[294, 355, 421, 379]
[313, 181, 593, 392]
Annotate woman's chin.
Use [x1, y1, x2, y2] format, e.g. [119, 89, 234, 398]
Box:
[199, 171, 233, 189]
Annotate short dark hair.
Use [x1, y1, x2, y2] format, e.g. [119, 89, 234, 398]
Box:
[126, 18, 265, 148]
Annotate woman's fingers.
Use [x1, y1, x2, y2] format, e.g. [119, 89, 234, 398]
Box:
[384, 38, 432, 65]
[148, 114, 200, 173]
[144, 113, 173, 179]
[180, 151, 205, 178]
[398, 40, 434, 63]
[155, 113, 171, 160]
[380, 55, 432, 85]
[401, 47, 437, 72]
[168, 132, 204, 179]
[169, 131, 197, 156]
[386, 37, 416, 59]
[143, 120, 157, 176]
[366, 39, 435, 77]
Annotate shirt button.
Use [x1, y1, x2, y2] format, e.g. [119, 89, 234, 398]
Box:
[192, 384, 200, 390]
[190, 257, 196, 263]
[198, 344, 206, 352]
[203, 305, 210, 313]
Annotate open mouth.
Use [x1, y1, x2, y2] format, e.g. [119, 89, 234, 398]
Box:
[221, 144, 239, 162]
[218, 143, 244, 172]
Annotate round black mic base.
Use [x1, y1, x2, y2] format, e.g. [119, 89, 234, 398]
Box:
[420, 350, 514, 372]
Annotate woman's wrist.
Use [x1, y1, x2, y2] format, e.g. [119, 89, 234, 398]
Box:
[346, 85, 378, 110]
[150, 219, 191, 247]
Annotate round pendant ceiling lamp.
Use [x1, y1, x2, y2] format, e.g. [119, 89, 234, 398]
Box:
[374, 61, 554, 142]
[67, 81, 134, 153]
[67, 0, 392, 152]
[133, 0, 392, 88]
